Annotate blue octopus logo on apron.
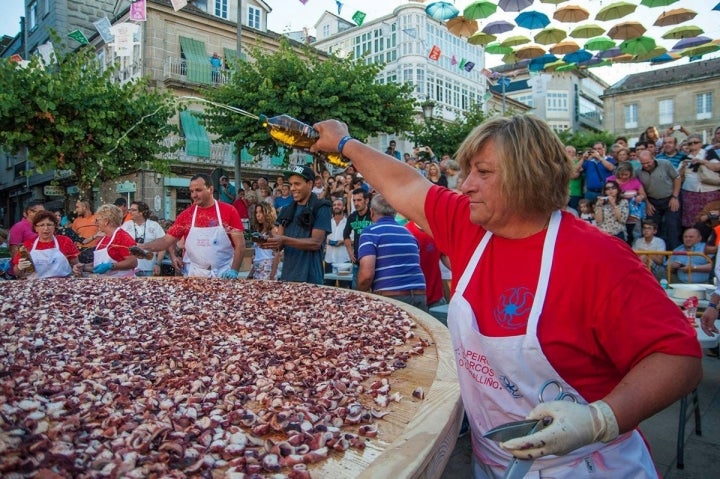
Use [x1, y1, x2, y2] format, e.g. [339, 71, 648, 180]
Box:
[494, 287, 533, 329]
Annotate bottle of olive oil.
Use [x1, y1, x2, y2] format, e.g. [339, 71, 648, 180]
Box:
[260, 114, 348, 168]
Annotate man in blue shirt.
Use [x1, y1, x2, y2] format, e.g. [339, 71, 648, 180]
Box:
[657, 136, 687, 169]
[583, 142, 616, 201]
[669, 228, 712, 283]
[218, 176, 236, 204]
[357, 194, 427, 311]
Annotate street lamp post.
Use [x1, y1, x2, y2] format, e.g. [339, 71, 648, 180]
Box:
[421, 96, 436, 120]
[234, 0, 243, 190]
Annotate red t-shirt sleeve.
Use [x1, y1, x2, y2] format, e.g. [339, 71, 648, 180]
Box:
[57, 235, 80, 259]
[107, 229, 136, 262]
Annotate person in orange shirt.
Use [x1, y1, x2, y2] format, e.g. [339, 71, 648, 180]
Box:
[72, 200, 100, 262]
[114, 197, 133, 223]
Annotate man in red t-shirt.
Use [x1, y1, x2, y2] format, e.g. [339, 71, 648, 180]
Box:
[406, 220, 447, 308]
[138, 174, 244, 278]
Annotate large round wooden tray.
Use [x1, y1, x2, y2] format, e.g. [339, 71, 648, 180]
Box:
[0, 278, 462, 478]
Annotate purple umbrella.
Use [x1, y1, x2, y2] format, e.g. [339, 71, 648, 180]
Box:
[673, 36, 712, 50]
[597, 47, 623, 58]
[499, 0, 533, 12]
[482, 20, 515, 35]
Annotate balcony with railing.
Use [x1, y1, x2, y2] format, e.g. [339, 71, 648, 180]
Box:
[163, 57, 232, 86]
[578, 110, 603, 131]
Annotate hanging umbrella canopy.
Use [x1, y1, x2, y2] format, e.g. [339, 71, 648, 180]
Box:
[534, 28, 567, 45]
[595, 2, 637, 22]
[584, 36, 616, 51]
[425, 2, 460, 21]
[529, 53, 559, 66]
[563, 49, 593, 63]
[634, 46, 668, 62]
[597, 46, 623, 58]
[680, 42, 720, 58]
[463, 1, 498, 20]
[550, 40, 580, 54]
[515, 11, 551, 30]
[654, 8, 697, 27]
[580, 58, 611, 69]
[540, 0, 570, 4]
[619, 36, 657, 56]
[556, 63, 578, 71]
[650, 52, 681, 65]
[640, 0, 679, 7]
[570, 23, 605, 39]
[672, 36, 712, 50]
[662, 25, 704, 40]
[501, 35, 532, 47]
[482, 20, 515, 35]
[607, 21, 646, 40]
[499, 0, 533, 12]
[542, 60, 570, 71]
[468, 31, 498, 45]
[515, 44, 547, 59]
[485, 41, 514, 54]
[553, 5, 590, 23]
[715, 2, 720, 12]
[502, 51, 522, 64]
[446, 16, 479, 38]
[610, 53, 635, 63]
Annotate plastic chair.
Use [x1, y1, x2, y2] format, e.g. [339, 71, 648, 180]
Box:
[676, 388, 702, 469]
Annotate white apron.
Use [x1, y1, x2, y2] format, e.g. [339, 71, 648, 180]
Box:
[29, 236, 72, 279]
[183, 201, 234, 278]
[448, 211, 656, 479]
[93, 228, 134, 278]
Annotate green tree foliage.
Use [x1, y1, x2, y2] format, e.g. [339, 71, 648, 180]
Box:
[408, 102, 492, 157]
[202, 40, 416, 161]
[0, 42, 178, 197]
[557, 129, 615, 152]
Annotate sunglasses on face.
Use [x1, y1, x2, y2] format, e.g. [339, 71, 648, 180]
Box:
[687, 141, 701, 145]
[605, 186, 617, 190]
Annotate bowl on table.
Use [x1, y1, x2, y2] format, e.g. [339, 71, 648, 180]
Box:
[335, 262, 353, 275]
[669, 283, 714, 300]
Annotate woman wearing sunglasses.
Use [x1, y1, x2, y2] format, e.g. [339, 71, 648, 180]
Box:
[121, 201, 168, 277]
[679, 133, 720, 230]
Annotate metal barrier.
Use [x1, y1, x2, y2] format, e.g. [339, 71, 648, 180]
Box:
[634, 250, 714, 283]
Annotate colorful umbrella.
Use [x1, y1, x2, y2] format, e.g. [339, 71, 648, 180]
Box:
[485, 41, 514, 54]
[425, 2, 460, 21]
[607, 21, 646, 40]
[446, 16, 479, 38]
[634, 46, 668, 62]
[529, 53, 559, 66]
[540, 0, 570, 4]
[549, 40, 580, 54]
[463, 1, 498, 20]
[579, 58, 611, 69]
[654, 8, 697, 27]
[515, 44, 547, 59]
[662, 25, 704, 40]
[584, 36, 616, 51]
[482, 20, 515, 35]
[501, 35, 532, 47]
[714, 3, 720, 12]
[499, 0, 534, 13]
[534, 28, 567, 45]
[619, 36, 657, 56]
[515, 11, 550, 30]
[553, 5, 590, 23]
[672, 36, 712, 50]
[597, 46, 623, 58]
[556, 63, 578, 71]
[680, 42, 720, 58]
[595, 2, 637, 22]
[563, 49, 592, 63]
[468, 31, 498, 46]
[542, 60, 570, 71]
[502, 52, 522, 64]
[610, 53, 635, 63]
[570, 23, 605, 39]
[650, 52, 681, 65]
[640, 0, 679, 7]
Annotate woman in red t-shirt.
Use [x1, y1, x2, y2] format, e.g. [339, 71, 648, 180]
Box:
[12, 210, 80, 279]
[72, 204, 137, 277]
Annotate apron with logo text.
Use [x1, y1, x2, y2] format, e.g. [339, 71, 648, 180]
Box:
[93, 228, 135, 278]
[183, 201, 234, 278]
[29, 236, 72, 279]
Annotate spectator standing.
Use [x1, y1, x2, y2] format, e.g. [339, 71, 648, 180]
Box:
[657, 135, 688, 169]
[406, 220, 449, 309]
[594, 180, 629, 241]
[210, 52, 222, 83]
[72, 200, 100, 262]
[260, 165, 331, 284]
[704, 125, 720, 159]
[445, 159, 462, 190]
[426, 162, 448, 188]
[385, 140, 402, 160]
[608, 163, 647, 243]
[357, 194, 427, 311]
[565, 145, 583, 210]
[248, 202, 279, 280]
[136, 174, 245, 278]
[121, 201, 168, 277]
[678, 133, 720, 229]
[273, 183, 293, 212]
[582, 142, 615, 201]
[218, 175, 237, 204]
[325, 198, 350, 274]
[8, 199, 44, 256]
[343, 188, 373, 289]
[72, 204, 137, 277]
[632, 219, 667, 281]
[636, 150, 682, 250]
[669, 227, 712, 283]
[114, 197, 132, 223]
[11, 210, 79, 279]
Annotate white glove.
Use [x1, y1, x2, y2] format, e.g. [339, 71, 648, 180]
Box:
[500, 400, 619, 458]
[17, 259, 32, 271]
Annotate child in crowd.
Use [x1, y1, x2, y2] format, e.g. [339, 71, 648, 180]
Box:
[578, 198, 596, 225]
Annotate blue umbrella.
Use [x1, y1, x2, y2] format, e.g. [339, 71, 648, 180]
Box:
[515, 11, 551, 30]
[529, 53, 559, 68]
[482, 20, 515, 35]
[673, 36, 712, 50]
[425, 2, 460, 21]
[715, 2, 720, 11]
[563, 49, 592, 63]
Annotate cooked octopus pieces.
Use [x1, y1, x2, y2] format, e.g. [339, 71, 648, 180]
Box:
[0, 278, 428, 478]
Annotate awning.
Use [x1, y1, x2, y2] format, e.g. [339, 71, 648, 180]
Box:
[223, 47, 247, 66]
[180, 111, 211, 158]
[180, 36, 211, 84]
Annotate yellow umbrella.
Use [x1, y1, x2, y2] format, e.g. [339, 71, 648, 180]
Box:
[553, 5, 590, 23]
[515, 44, 547, 59]
[534, 28, 567, 45]
[680, 42, 720, 58]
[570, 23, 605, 39]
[595, 1, 637, 22]
[502, 52, 522, 64]
[633, 46, 667, 62]
[446, 16, 479, 38]
[662, 25, 704, 40]
[654, 7, 697, 27]
[542, 60, 570, 71]
[468, 31, 497, 45]
[607, 21, 646, 40]
[550, 40, 580, 54]
[501, 35, 532, 47]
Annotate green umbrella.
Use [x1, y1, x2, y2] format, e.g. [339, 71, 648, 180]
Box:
[662, 25, 704, 40]
[633, 46, 667, 62]
[468, 31, 497, 46]
[542, 60, 569, 71]
[534, 28, 567, 45]
[463, 0, 498, 20]
[556, 63, 578, 71]
[485, 41, 514, 54]
[540, 0, 569, 4]
[680, 41, 720, 58]
[640, 0, 678, 7]
[619, 36, 657, 56]
[570, 23, 605, 39]
[501, 35, 531, 47]
[584, 36, 616, 51]
[595, 2, 637, 22]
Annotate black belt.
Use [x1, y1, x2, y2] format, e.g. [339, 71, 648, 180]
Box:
[376, 289, 426, 297]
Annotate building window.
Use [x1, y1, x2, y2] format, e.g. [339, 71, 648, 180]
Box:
[248, 5, 260, 29]
[514, 94, 534, 108]
[322, 24, 330, 37]
[43, 0, 50, 16]
[658, 99, 673, 125]
[624, 104, 638, 129]
[697, 92, 712, 120]
[214, 0, 228, 19]
[29, 1, 38, 31]
[546, 92, 568, 112]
